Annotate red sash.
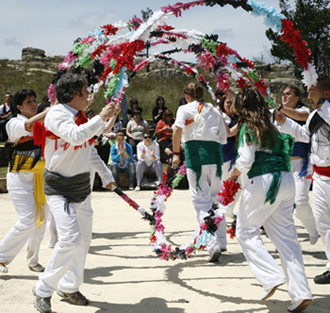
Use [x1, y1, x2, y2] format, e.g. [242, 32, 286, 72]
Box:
[313, 164, 330, 177]
[33, 111, 94, 157]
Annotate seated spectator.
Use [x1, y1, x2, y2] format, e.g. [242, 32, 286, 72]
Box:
[110, 131, 135, 190]
[126, 98, 143, 123]
[152, 96, 168, 127]
[0, 92, 13, 141]
[135, 130, 163, 191]
[103, 115, 123, 146]
[156, 109, 174, 163]
[126, 110, 149, 154]
[178, 96, 187, 107]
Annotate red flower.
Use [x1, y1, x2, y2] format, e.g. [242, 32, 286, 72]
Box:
[101, 24, 119, 36]
[218, 179, 241, 206]
[280, 19, 311, 70]
[236, 77, 249, 89]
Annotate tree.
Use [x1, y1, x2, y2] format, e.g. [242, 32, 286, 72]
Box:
[266, 0, 330, 75]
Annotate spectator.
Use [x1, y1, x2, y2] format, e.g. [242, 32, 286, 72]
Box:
[215, 89, 225, 107]
[103, 115, 123, 146]
[110, 130, 135, 190]
[152, 96, 168, 126]
[178, 96, 187, 108]
[126, 110, 149, 154]
[37, 96, 51, 113]
[0, 92, 13, 141]
[156, 109, 174, 163]
[135, 130, 163, 191]
[126, 98, 143, 123]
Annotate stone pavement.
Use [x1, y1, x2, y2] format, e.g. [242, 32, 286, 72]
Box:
[0, 189, 329, 313]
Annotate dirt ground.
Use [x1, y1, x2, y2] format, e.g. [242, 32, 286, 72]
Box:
[0, 189, 328, 313]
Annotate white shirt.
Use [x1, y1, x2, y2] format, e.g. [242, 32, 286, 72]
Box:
[137, 140, 160, 167]
[44, 103, 114, 186]
[6, 114, 35, 191]
[174, 101, 227, 144]
[280, 100, 330, 168]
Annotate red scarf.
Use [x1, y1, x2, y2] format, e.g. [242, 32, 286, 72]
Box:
[313, 165, 330, 177]
[33, 111, 94, 157]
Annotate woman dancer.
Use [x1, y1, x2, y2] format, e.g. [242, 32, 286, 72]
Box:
[0, 89, 48, 273]
[231, 87, 312, 312]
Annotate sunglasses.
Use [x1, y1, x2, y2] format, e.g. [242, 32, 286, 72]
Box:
[144, 136, 152, 139]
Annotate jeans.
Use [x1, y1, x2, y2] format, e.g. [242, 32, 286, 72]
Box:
[110, 162, 135, 185]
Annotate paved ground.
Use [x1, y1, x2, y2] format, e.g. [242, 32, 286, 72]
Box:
[0, 189, 329, 313]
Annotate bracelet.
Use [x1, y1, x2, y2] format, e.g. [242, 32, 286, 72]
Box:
[172, 151, 180, 156]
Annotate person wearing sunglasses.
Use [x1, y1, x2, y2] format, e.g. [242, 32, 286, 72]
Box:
[135, 130, 163, 191]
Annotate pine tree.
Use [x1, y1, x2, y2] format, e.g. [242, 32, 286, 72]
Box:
[266, 0, 330, 75]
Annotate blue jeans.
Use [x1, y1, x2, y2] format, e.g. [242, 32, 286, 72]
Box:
[110, 162, 135, 185]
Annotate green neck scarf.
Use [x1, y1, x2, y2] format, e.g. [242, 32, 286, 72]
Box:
[238, 123, 294, 204]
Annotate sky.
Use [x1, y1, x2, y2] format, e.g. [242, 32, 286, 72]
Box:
[0, 0, 296, 63]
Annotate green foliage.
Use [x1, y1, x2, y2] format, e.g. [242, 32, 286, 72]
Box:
[266, 0, 330, 75]
[0, 60, 53, 101]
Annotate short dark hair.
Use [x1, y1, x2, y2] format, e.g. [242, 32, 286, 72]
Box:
[284, 85, 301, 98]
[11, 89, 37, 117]
[55, 73, 87, 104]
[143, 130, 154, 137]
[317, 75, 330, 92]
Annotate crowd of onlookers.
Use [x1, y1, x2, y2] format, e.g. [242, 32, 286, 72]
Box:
[90, 95, 188, 191]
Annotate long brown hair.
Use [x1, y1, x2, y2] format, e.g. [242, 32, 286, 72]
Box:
[233, 87, 276, 149]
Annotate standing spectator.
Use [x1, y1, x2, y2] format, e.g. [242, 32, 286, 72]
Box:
[126, 110, 149, 154]
[37, 96, 51, 113]
[0, 89, 48, 274]
[156, 109, 174, 163]
[152, 96, 168, 126]
[126, 98, 143, 124]
[110, 130, 135, 190]
[34, 73, 116, 313]
[0, 92, 13, 141]
[135, 130, 163, 191]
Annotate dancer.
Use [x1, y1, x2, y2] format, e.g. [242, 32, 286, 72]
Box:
[232, 87, 312, 312]
[276, 85, 318, 244]
[275, 76, 330, 285]
[172, 82, 227, 262]
[217, 90, 245, 220]
[34, 73, 117, 313]
[0, 89, 48, 274]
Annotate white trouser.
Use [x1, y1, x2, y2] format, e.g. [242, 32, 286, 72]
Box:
[312, 173, 330, 271]
[236, 172, 312, 302]
[46, 212, 58, 248]
[187, 164, 227, 251]
[36, 194, 93, 298]
[0, 190, 47, 267]
[291, 158, 318, 237]
[221, 161, 247, 218]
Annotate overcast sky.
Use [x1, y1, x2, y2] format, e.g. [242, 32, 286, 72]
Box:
[0, 0, 296, 63]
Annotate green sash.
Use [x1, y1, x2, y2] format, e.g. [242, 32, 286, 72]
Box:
[238, 123, 294, 204]
[185, 140, 223, 189]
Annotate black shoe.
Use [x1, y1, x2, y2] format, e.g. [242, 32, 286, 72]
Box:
[314, 270, 330, 284]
